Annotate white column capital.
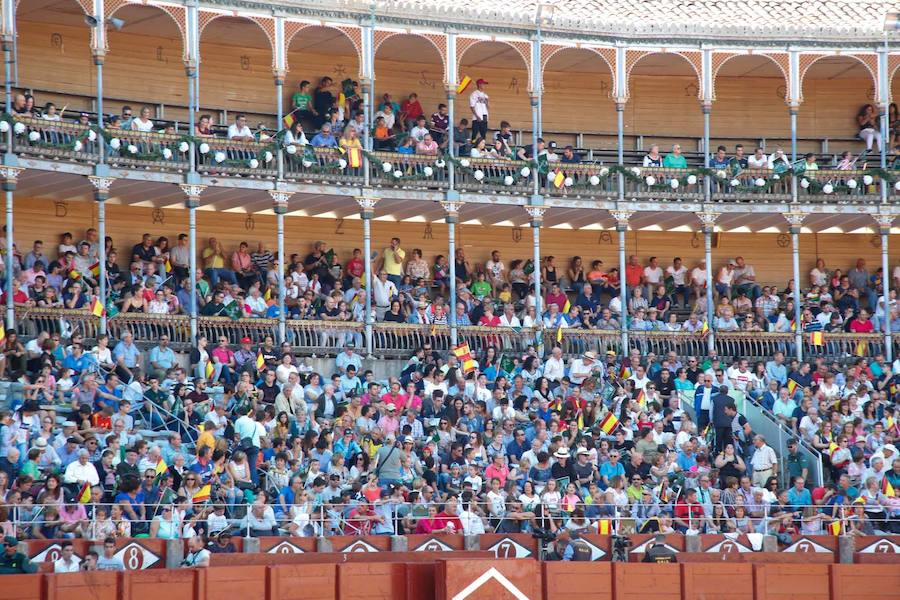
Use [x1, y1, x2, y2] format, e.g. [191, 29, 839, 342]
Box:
[0, 165, 24, 183]
[268, 190, 293, 204]
[88, 175, 116, 201]
[179, 183, 207, 208]
[695, 211, 720, 231]
[356, 196, 380, 217]
[783, 211, 807, 230]
[610, 209, 634, 229]
[525, 206, 547, 225]
[439, 199, 465, 215]
[873, 214, 896, 231]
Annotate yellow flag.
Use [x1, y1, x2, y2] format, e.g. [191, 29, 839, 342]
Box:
[456, 75, 472, 95]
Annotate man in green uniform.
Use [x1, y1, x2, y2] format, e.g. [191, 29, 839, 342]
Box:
[0, 536, 37, 574]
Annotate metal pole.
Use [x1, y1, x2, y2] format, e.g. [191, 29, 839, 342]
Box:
[95, 46, 105, 164]
[531, 95, 539, 197]
[618, 222, 628, 352]
[4, 184, 12, 328]
[185, 196, 199, 344]
[532, 220, 542, 318]
[616, 103, 625, 203]
[186, 65, 197, 167]
[702, 104, 711, 202]
[789, 108, 798, 162]
[704, 226, 715, 353]
[97, 198, 107, 333]
[881, 222, 893, 361]
[447, 91, 456, 188]
[447, 209, 459, 347]
[277, 211, 286, 344]
[359, 202, 376, 356]
[791, 227, 803, 361]
[276, 76, 284, 180]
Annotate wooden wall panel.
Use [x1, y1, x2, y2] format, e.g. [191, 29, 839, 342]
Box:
[613, 564, 682, 600]
[683, 563, 755, 600]
[543, 561, 613, 600]
[16, 18, 877, 146]
[11, 197, 900, 288]
[753, 564, 831, 600]
[830, 564, 900, 600]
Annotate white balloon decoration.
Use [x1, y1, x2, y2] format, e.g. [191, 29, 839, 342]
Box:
[213, 151, 226, 163]
[109, 138, 121, 150]
[423, 166, 434, 177]
[473, 169, 485, 181]
[503, 175, 514, 186]
[162, 148, 173, 160]
[248, 158, 259, 169]
[589, 175, 600, 186]
[645, 175, 656, 186]
[198, 142, 210, 154]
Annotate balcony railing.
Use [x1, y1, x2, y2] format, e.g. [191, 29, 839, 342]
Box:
[9, 116, 900, 204]
[196, 137, 277, 177]
[106, 129, 191, 172]
[11, 308, 887, 363]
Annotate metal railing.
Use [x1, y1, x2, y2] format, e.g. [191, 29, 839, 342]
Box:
[12, 116, 98, 163]
[367, 151, 449, 190]
[710, 168, 792, 203]
[196, 137, 277, 177]
[106, 130, 191, 172]
[9, 309, 889, 362]
[621, 167, 704, 201]
[797, 169, 883, 203]
[281, 146, 361, 185]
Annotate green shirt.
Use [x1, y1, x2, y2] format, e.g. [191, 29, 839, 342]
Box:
[786, 452, 810, 479]
[471, 281, 492, 299]
[663, 154, 687, 169]
[292, 92, 312, 111]
[0, 552, 37, 574]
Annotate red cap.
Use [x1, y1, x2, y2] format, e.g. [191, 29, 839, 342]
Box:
[476, 78, 489, 85]
[240, 337, 251, 344]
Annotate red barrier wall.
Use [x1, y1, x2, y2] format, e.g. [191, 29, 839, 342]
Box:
[613, 564, 682, 600]
[45, 571, 118, 600]
[753, 564, 832, 600]
[123, 569, 196, 600]
[268, 564, 336, 600]
[683, 563, 755, 600]
[543, 561, 613, 600]
[436, 558, 542, 600]
[830, 564, 900, 599]
[338, 562, 407, 600]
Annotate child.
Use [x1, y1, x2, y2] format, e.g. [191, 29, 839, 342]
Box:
[464, 464, 483, 495]
[561, 482, 581, 513]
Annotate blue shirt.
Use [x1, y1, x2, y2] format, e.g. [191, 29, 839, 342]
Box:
[310, 133, 337, 148]
[787, 487, 812, 507]
[113, 341, 140, 368]
[676, 451, 697, 472]
[149, 346, 176, 370]
[335, 352, 362, 374]
[765, 361, 787, 385]
[62, 353, 92, 375]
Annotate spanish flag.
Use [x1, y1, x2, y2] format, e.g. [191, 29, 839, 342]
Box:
[619, 364, 631, 380]
[827, 441, 838, 456]
[809, 331, 824, 347]
[164, 258, 172, 273]
[556, 325, 563, 343]
[456, 75, 472, 95]
[855, 340, 867, 357]
[205, 360, 214, 379]
[700, 321, 710, 337]
[77, 482, 91, 503]
[69, 269, 81, 280]
[338, 92, 346, 108]
[256, 350, 265, 371]
[452, 343, 477, 374]
[562, 298, 571, 314]
[598, 412, 620, 435]
[192, 484, 211, 504]
[347, 147, 362, 169]
[787, 379, 798, 395]
[0, 322, 7, 345]
[828, 520, 842, 536]
[552, 170, 565, 188]
[882, 478, 896, 497]
[264, 287, 271, 302]
[89, 261, 100, 277]
[90, 297, 106, 318]
[789, 319, 797, 332]
[597, 519, 612, 535]
[155, 458, 168, 476]
[635, 389, 646, 407]
[282, 111, 296, 130]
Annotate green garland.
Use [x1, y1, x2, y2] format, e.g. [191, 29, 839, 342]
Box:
[365, 149, 447, 183]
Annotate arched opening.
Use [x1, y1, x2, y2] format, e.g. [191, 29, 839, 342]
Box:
[199, 16, 275, 129]
[285, 25, 360, 132]
[541, 48, 614, 148]
[800, 56, 877, 157]
[373, 33, 444, 133]
[15, 0, 94, 110]
[628, 53, 702, 153]
[457, 41, 531, 145]
[712, 55, 789, 150]
[104, 4, 186, 121]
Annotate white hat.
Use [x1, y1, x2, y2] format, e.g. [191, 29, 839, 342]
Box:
[385, 403, 397, 412]
[31, 438, 48, 450]
[553, 447, 571, 459]
[583, 351, 597, 360]
[576, 448, 590, 456]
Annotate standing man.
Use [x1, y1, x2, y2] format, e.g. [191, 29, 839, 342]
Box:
[711, 385, 733, 453]
[749, 434, 778, 487]
[693, 375, 717, 433]
[469, 79, 489, 143]
[380, 238, 405, 288]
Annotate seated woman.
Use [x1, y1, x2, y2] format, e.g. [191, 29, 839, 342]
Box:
[643, 144, 663, 167]
[857, 104, 882, 152]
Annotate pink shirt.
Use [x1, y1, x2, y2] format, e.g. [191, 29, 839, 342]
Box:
[211, 347, 235, 365]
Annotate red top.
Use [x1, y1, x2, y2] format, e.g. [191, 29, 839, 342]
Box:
[346, 257, 364, 278]
[400, 99, 424, 120]
[849, 318, 874, 333]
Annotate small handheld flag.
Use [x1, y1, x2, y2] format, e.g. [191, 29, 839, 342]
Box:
[452, 343, 477, 374]
[205, 360, 215, 379]
[700, 321, 710, 337]
[635, 389, 646, 407]
[552, 170, 565, 188]
[597, 519, 612, 535]
[192, 484, 211, 504]
[619, 364, 631, 380]
[883, 477, 896, 497]
[90, 297, 106, 318]
[0, 322, 6, 345]
[89, 262, 100, 277]
[598, 412, 620, 435]
[77, 482, 91, 503]
[256, 350, 265, 371]
[556, 325, 563, 343]
[347, 147, 362, 169]
[828, 520, 842, 536]
[282, 110, 296, 130]
[562, 298, 571, 314]
[456, 75, 472, 95]
[809, 331, 824, 347]
[787, 379, 798, 395]
[264, 287, 272, 302]
[164, 258, 172, 273]
[855, 340, 867, 357]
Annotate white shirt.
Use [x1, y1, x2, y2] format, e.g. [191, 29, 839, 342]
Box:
[470, 90, 489, 119]
[643, 266, 663, 285]
[747, 154, 768, 169]
[691, 267, 707, 286]
[54, 556, 82, 573]
[373, 278, 397, 307]
[726, 366, 751, 392]
[750, 444, 778, 471]
[500, 314, 521, 327]
[666, 265, 687, 286]
[569, 359, 594, 385]
[227, 123, 252, 139]
[63, 460, 100, 485]
[717, 267, 734, 285]
[459, 509, 486, 535]
[543, 356, 565, 382]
